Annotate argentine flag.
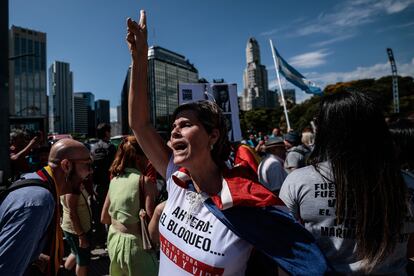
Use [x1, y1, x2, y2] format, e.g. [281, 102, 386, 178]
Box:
[273, 46, 323, 95]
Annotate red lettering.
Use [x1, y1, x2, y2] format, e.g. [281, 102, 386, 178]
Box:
[160, 234, 224, 275]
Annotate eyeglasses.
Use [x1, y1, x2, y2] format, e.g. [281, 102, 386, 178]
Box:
[50, 157, 93, 170]
[69, 158, 93, 170]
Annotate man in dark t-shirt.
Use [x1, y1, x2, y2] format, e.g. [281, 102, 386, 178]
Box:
[89, 123, 116, 247]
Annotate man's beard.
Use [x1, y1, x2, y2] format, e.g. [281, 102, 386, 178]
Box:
[67, 167, 89, 194]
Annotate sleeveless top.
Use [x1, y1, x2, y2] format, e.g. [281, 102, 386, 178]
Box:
[108, 168, 142, 224]
[60, 187, 92, 234]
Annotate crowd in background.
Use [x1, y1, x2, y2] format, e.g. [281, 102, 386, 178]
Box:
[3, 104, 414, 275]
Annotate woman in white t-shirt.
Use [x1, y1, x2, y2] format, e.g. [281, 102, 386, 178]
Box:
[125, 10, 328, 276]
[280, 91, 414, 274]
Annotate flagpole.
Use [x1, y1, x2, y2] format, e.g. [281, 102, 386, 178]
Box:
[269, 39, 291, 131]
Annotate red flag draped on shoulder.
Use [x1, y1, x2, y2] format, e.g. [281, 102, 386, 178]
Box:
[172, 166, 286, 210]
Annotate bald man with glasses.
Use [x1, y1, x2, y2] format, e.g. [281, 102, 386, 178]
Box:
[0, 139, 93, 276]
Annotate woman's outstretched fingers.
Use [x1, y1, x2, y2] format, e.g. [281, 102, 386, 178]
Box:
[127, 17, 139, 35]
[139, 10, 146, 30]
[126, 10, 148, 59]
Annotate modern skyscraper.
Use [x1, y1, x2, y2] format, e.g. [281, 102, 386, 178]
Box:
[265, 89, 278, 109]
[95, 99, 110, 125]
[116, 105, 121, 124]
[111, 105, 122, 136]
[120, 46, 198, 134]
[73, 93, 88, 135]
[241, 37, 271, 110]
[148, 46, 199, 132]
[9, 26, 48, 132]
[120, 67, 130, 135]
[75, 92, 95, 137]
[281, 88, 296, 105]
[49, 61, 73, 134]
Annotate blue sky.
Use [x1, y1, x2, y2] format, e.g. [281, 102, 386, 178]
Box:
[10, 0, 414, 121]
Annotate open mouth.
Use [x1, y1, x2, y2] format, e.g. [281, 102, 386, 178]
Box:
[172, 141, 188, 152]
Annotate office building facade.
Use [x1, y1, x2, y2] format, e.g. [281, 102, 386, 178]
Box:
[120, 68, 130, 135]
[73, 93, 88, 134]
[49, 61, 73, 134]
[9, 26, 48, 132]
[75, 92, 95, 137]
[116, 105, 121, 125]
[148, 46, 199, 132]
[95, 99, 110, 125]
[120, 47, 198, 135]
[281, 88, 296, 105]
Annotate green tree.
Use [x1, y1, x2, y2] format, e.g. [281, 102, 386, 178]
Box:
[237, 76, 413, 137]
[288, 96, 321, 131]
[239, 107, 283, 137]
[279, 76, 414, 131]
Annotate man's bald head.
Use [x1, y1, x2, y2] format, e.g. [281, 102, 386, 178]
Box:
[49, 138, 90, 165]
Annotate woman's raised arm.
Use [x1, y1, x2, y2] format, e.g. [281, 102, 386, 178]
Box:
[127, 10, 170, 178]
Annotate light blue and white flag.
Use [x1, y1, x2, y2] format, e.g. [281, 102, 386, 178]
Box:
[273, 47, 322, 95]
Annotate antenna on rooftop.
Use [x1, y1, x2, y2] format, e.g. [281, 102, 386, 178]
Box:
[152, 27, 156, 46]
[386, 48, 400, 113]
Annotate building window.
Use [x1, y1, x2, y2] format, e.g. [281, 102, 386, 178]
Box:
[40, 43, 46, 70]
[21, 38, 27, 54]
[14, 37, 20, 56]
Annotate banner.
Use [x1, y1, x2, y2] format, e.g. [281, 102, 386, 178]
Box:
[178, 83, 242, 142]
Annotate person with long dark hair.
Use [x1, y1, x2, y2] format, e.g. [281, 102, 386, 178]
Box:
[280, 90, 414, 274]
[126, 10, 328, 275]
[389, 119, 414, 174]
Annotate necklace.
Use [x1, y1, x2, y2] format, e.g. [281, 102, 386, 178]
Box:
[185, 190, 207, 224]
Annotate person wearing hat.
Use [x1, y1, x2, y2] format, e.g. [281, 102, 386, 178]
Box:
[284, 131, 311, 173]
[258, 136, 287, 194]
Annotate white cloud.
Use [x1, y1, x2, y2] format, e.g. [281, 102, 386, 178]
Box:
[376, 20, 414, 32]
[311, 34, 355, 47]
[260, 26, 288, 37]
[307, 58, 414, 88]
[260, 17, 307, 37]
[268, 57, 414, 102]
[295, 92, 313, 103]
[262, 0, 414, 39]
[289, 49, 331, 69]
[110, 107, 117, 122]
[297, 0, 414, 36]
[375, 0, 414, 13]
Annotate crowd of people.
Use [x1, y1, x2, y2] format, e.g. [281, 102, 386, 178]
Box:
[0, 9, 414, 276]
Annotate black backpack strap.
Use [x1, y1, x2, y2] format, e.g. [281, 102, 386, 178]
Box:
[0, 178, 51, 203]
[8, 178, 51, 193]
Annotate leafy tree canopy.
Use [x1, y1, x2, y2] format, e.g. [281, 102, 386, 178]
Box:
[239, 76, 414, 137]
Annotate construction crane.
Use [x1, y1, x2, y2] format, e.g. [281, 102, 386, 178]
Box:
[386, 48, 399, 113]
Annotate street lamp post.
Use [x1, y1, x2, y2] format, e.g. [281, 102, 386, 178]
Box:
[0, 0, 9, 184]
